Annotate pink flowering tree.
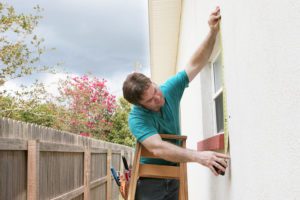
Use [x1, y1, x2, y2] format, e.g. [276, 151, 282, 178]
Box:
[58, 75, 116, 140]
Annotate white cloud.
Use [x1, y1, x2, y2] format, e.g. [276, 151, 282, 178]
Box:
[1, 72, 75, 97]
[1, 80, 19, 93]
[41, 73, 73, 96]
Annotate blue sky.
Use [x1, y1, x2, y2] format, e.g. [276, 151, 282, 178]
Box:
[3, 0, 150, 97]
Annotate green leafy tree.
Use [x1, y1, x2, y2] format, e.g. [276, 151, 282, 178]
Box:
[108, 98, 135, 147]
[0, 95, 14, 116]
[0, 80, 62, 127]
[17, 103, 56, 127]
[0, 3, 56, 85]
[0, 3, 64, 128]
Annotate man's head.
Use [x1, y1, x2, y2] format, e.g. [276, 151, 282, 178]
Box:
[123, 72, 165, 112]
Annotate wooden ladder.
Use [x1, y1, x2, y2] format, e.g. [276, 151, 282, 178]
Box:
[127, 134, 188, 200]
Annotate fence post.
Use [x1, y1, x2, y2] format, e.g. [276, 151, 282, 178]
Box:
[27, 140, 40, 200]
[84, 149, 91, 200]
[106, 149, 112, 200]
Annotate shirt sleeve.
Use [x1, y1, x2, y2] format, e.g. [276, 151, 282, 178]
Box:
[128, 115, 158, 142]
[162, 70, 189, 100]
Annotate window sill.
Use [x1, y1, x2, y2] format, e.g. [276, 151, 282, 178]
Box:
[197, 133, 224, 151]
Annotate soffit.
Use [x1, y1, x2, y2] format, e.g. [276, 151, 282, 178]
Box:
[148, 0, 182, 84]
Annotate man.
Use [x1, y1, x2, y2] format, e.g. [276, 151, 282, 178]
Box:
[122, 7, 230, 200]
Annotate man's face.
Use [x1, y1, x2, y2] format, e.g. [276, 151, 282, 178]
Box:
[139, 83, 165, 112]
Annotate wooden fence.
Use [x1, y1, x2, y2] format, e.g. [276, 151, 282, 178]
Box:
[0, 118, 134, 200]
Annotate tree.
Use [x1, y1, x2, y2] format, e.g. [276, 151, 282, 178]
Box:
[108, 98, 135, 147]
[0, 3, 55, 84]
[0, 80, 62, 127]
[0, 3, 66, 128]
[58, 75, 117, 140]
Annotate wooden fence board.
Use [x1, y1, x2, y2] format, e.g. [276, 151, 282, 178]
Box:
[0, 150, 27, 200]
[91, 153, 103, 182]
[0, 138, 27, 150]
[40, 142, 85, 152]
[1, 118, 9, 138]
[8, 118, 14, 137]
[90, 147, 107, 154]
[90, 177, 107, 189]
[39, 152, 84, 199]
[90, 184, 106, 200]
[50, 186, 84, 200]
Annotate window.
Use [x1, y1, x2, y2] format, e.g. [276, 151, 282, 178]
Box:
[211, 52, 224, 134]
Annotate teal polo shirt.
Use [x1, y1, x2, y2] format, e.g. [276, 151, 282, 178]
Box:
[128, 70, 189, 165]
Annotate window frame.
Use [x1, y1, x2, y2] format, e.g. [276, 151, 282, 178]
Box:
[210, 50, 224, 135]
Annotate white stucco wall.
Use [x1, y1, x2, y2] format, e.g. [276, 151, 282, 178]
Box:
[178, 0, 300, 200]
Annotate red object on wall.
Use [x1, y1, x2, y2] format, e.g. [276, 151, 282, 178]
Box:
[197, 133, 224, 151]
[80, 132, 91, 137]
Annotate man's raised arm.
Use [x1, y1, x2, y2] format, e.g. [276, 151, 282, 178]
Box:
[185, 7, 221, 82]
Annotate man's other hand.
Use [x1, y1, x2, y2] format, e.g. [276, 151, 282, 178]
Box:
[208, 6, 221, 33]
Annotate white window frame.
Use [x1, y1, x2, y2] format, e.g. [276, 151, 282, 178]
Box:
[210, 50, 224, 135]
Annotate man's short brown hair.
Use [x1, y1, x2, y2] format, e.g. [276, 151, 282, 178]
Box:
[122, 72, 152, 105]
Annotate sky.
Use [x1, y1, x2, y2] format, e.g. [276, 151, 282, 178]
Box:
[3, 0, 150, 97]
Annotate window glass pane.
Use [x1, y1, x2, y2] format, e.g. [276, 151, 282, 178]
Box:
[213, 54, 223, 93]
[215, 93, 224, 133]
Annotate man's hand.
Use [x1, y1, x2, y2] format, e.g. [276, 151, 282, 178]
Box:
[185, 6, 222, 82]
[195, 151, 230, 176]
[208, 6, 221, 33]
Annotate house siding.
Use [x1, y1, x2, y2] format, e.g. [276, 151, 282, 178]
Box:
[177, 0, 300, 200]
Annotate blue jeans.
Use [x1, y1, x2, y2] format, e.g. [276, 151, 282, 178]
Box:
[135, 178, 179, 200]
